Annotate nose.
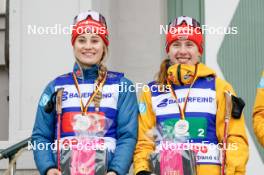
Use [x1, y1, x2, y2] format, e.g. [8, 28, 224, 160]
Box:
[178, 45, 188, 55]
[83, 40, 93, 50]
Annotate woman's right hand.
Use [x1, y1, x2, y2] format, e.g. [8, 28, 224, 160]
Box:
[46, 168, 61, 175]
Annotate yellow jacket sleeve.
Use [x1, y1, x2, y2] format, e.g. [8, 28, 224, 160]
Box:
[215, 78, 249, 175]
[133, 87, 156, 174]
[253, 71, 264, 147]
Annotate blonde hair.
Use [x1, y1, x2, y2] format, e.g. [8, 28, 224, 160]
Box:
[93, 45, 108, 111]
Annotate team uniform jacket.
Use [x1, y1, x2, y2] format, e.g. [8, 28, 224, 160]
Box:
[32, 63, 138, 175]
[253, 71, 264, 147]
[134, 63, 248, 175]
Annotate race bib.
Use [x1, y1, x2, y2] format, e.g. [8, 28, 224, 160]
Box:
[160, 117, 208, 139]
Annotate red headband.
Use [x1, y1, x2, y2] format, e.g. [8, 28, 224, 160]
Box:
[166, 23, 203, 54]
[71, 18, 109, 46]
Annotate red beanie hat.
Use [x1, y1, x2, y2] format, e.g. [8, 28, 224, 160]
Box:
[166, 16, 203, 54]
[71, 11, 109, 46]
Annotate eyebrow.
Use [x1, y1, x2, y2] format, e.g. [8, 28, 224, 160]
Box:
[186, 41, 195, 44]
[90, 35, 100, 39]
[77, 34, 101, 40]
[77, 36, 86, 39]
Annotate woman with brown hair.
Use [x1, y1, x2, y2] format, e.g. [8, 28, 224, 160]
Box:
[134, 16, 248, 175]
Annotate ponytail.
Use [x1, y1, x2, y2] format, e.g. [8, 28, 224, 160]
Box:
[93, 63, 107, 111]
[93, 44, 108, 111]
[156, 58, 170, 91]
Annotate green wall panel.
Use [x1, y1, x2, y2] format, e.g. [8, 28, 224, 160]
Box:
[218, 0, 264, 161]
[167, 0, 204, 24]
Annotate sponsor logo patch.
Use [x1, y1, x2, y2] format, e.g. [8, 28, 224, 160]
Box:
[139, 102, 146, 114]
[39, 93, 50, 107]
[62, 91, 112, 101]
[157, 99, 169, 108]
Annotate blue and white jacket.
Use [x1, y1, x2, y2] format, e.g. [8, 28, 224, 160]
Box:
[32, 63, 138, 175]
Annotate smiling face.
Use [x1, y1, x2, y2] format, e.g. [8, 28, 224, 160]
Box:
[73, 33, 105, 68]
[168, 40, 201, 65]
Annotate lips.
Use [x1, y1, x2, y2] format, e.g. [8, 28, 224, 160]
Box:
[176, 57, 191, 63]
[82, 52, 95, 57]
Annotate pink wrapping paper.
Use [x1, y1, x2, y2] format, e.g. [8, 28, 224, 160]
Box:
[160, 149, 184, 175]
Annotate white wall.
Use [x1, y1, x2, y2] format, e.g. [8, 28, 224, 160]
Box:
[8, 0, 79, 144]
[0, 0, 5, 14]
[93, 0, 167, 85]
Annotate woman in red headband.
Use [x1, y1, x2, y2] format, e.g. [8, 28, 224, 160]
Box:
[134, 16, 248, 175]
[32, 10, 138, 175]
